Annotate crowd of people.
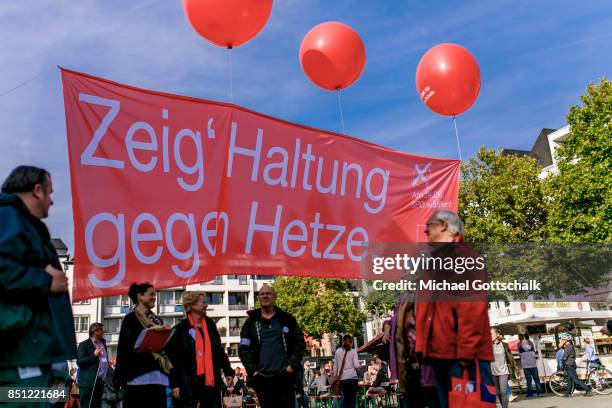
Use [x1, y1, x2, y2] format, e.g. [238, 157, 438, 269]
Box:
[2, 165, 612, 408]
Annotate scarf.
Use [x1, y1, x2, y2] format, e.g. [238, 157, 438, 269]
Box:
[133, 307, 173, 374]
[188, 314, 215, 387]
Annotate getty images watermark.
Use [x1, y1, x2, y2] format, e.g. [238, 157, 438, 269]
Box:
[360, 243, 611, 301]
[370, 252, 540, 291]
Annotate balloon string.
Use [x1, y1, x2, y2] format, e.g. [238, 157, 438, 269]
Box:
[452, 115, 462, 161]
[336, 89, 346, 134]
[228, 47, 233, 103]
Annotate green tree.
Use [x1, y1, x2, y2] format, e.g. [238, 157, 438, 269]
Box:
[459, 147, 549, 242]
[273, 277, 364, 339]
[547, 78, 612, 242]
[362, 288, 398, 316]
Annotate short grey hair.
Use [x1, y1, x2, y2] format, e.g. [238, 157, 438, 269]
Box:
[259, 283, 276, 295]
[432, 210, 464, 236]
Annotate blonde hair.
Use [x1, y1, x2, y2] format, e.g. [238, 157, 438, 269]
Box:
[183, 291, 206, 314]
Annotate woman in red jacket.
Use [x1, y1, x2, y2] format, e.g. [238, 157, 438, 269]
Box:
[415, 210, 494, 408]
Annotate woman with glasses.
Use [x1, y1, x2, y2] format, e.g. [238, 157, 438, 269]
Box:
[164, 291, 234, 407]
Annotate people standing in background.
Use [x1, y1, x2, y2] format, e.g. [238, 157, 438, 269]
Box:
[115, 283, 172, 408]
[0, 166, 77, 400]
[101, 358, 118, 408]
[77, 323, 108, 408]
[333, 335, 361, 408]
[164, 291, 234, 408]
[517, 334, 543, 397]
[556, 339, 566, 372]
[582, 338, 597, 369]
[490, 328, 517, 408]
[65, 367, 80, 408]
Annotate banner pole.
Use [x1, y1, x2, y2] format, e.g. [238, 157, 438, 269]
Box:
[336, 89, 346, 134]
[452, 115, 462, 161]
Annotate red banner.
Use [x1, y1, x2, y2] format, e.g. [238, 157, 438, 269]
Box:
[61, 69, 460, 300]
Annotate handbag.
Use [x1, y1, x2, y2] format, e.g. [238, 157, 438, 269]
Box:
[223, 395, 243, 408]
[449, 362, 496, 408]
[331, 349, 348, 396]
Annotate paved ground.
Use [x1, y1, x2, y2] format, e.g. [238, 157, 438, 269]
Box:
[507, 392, 612, 407]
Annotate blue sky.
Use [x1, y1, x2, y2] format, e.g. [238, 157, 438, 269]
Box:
[0, 0, 610, 253]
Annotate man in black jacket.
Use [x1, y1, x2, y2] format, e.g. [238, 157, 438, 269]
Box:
[238, 284, 306, 408]
[0, 166, 77, 395]
[560, 332, 591, 397]
[77, 322, 109, 408]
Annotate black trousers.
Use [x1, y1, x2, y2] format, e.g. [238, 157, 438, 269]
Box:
[339, 379, 358, 408]
[400, 368, 441, 408]
[80, 379, 104, 408]
[173, 379, 222, 408]
[253, 373, 295, 408]
[565, 364, 590, 395]
[123, 384, 167, 408]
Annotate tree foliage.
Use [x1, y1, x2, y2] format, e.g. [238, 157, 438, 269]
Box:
[459, 147, 548, 242]
[547, 78, 612, 242]
[458, 79, 612, 297]
[272, 277, 364, 339]
[363, 288, 398, 316]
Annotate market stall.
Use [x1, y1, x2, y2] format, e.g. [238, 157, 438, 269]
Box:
[491, 307, 612, 384]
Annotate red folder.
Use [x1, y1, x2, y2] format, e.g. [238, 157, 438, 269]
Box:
[134, 328, 172, 353]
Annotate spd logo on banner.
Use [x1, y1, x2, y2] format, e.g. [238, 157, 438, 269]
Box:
[61, 69, 460, 300]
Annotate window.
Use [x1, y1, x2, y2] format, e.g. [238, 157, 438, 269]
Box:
[227, 275, 247, 284]
[104, 295, 130, 307]
[228, 293, 248, 310]
[228, 343, 239, 357]
[74, 315, 90, 333]
[229, 317, 247, 336]
[103, 318, 122, 334]
[161, 317, 182, 327]
[104, 296, 120, 306]
[159, 290, 183, 306]
[206, 292, 224, 305]
[228, 292, 247, 305]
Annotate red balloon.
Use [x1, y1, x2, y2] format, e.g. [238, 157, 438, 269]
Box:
[183, 0, 273, 48]
[415, 43, 481, 116]
[299, 22, 366, 91]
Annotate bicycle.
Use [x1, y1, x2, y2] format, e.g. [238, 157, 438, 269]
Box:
[548, 369, 573, 397]
[586, 359, 612, 395]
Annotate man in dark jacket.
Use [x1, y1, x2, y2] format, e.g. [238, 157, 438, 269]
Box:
[77, 322, 109, 408]
[0, 166, 77, 395]
[239, 284, 306, 408]
[560, 332, 592, 397]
